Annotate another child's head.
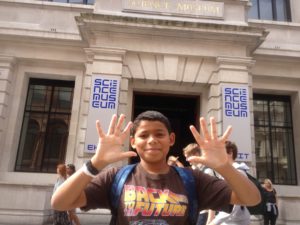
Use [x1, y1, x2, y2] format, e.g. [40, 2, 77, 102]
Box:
[131, 111, 172, 136]
[225, 141, 238, 160]
[183, 143, 201, 159]
[56, 164, 67, 178]
[66, 164, 76, 176]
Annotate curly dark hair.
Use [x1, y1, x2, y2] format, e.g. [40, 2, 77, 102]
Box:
[131, 111, 172, 136]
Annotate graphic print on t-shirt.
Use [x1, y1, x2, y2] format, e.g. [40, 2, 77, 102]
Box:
[131, 219, 169, 225]
[123, 185, 188, 219]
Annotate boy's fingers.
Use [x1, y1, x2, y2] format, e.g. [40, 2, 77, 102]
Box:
[200, 117, 211, 140]
[96, 120, 105, 138]
[120, 151, 137, 159]
[210, 117, 218, 140]
[189, 125, 204, 146]
[220, 125, 232, 142]
[107, 114, 117, 135]
[121, 121, 133, 139]
[115, 114, 125, 135]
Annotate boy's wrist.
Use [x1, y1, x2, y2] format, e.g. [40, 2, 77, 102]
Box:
[90, 156, 108, 170]
[82, 161, 98, 178]
[214, 162, 234, 175]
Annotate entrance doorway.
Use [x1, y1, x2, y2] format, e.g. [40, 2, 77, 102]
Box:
[130, 92, 199, 166]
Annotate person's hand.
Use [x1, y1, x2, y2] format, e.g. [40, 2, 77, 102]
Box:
[91, 114, 137, 169]
[187, 117, 232, 171]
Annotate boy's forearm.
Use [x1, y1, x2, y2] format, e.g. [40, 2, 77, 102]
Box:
[51, 168, 94, 211]
[216, 164, 261, 206]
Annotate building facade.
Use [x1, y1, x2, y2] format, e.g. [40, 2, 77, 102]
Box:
[0, 0, 300, 224]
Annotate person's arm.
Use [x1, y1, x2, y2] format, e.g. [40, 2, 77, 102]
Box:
[51, 114, 137, 211]
[188, 117, 261, 206]
[206, 209, 216, 225]
[274, 188, 278, 204]
[175, 160, 184, 168]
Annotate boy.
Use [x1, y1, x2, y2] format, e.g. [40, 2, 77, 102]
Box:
[51, 111, 260, 225]
[207, 141, 252, 225]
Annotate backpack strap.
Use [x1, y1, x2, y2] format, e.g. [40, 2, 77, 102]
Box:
[173, 166, 198, 225]
[111, 163, 137, 211]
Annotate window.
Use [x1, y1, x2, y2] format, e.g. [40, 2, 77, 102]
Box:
[49, 0, 94, 5]
[248, 0, 291, 21]
[15, 79, 74, 173]
[254, 94, 296, 185]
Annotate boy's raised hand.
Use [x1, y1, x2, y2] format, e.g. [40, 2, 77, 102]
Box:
[91, 114, 137, 169]
[188, 117, 232, 171]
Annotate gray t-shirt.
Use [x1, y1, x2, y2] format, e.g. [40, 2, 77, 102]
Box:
[82, 164, 232, 225]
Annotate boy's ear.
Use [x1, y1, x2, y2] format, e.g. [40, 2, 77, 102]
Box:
[169, 132, 175, 146]
[130, 136, 136, 149]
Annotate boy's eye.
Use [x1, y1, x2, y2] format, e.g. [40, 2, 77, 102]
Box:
[156, 132, 166, 137]
[138, 133, 148, 139]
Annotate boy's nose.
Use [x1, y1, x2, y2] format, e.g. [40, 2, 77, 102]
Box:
[148, 135, 157, 143]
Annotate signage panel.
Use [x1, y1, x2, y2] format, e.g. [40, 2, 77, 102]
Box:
[122, 0, 224, 19]
[222, 85, 252, 161]
[85, 74, 120, 153]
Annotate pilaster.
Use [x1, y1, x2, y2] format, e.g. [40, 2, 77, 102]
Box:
[208, 56, 255, 118]
[0, 55, 16, 163]
[207, 56, 256, 165]
[77, 47, 128, 160]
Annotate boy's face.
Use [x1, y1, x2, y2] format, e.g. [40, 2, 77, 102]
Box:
[130, 120, 175, 165]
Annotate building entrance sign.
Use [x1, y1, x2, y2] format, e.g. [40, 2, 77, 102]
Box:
[122, 0, 224, 19]
[85, 74, 120, 153]
[222, 85, 252, 162]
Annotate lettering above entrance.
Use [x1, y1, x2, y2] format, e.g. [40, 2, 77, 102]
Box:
[122, 0, 224, 19]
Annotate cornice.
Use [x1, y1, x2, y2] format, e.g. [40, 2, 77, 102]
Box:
[76, 13, 268, 48]
[77, 13, 266, 34]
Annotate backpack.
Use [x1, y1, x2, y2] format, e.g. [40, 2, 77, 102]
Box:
[110, 164, 198, 225]
[244, 172, 267, 215]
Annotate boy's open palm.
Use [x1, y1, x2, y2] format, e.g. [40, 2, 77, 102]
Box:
[93, 114, 137, 166]
[188, 117, 232, 171]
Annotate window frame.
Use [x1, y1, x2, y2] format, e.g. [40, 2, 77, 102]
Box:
[15, 78, 75, 173]
[249, 0, 292, 22]
[253, 94, 297, 185]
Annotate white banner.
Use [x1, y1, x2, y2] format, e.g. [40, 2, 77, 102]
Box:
[85, 75, 120, 153]
[222, 85, 252, 161]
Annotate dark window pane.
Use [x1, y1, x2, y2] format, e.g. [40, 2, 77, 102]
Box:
[42, 117, 70, 172]
[259, 0, 273, 20]
[51, 87, 74, 112]
[248, 0, 290, 21]
[276, 0, 288, 21]
[248, 0, 259, 19]
[15, 79, 74, 173]
[26, 85, 51, 112]
[52, 0, 68, 2]
[69, 0, 83, 3]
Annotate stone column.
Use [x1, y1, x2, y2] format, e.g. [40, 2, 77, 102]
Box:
[0, 56, 16, 163]
[208, 56, 256, 165]
[77, 47, 127, 161]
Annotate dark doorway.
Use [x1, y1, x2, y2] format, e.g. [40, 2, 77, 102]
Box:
[130, 92, 199, 166]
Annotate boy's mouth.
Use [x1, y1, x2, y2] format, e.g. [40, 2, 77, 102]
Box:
[145, 148, 161, 152]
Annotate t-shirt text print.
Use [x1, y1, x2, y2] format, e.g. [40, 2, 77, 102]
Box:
[124, 185, 188, 217]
